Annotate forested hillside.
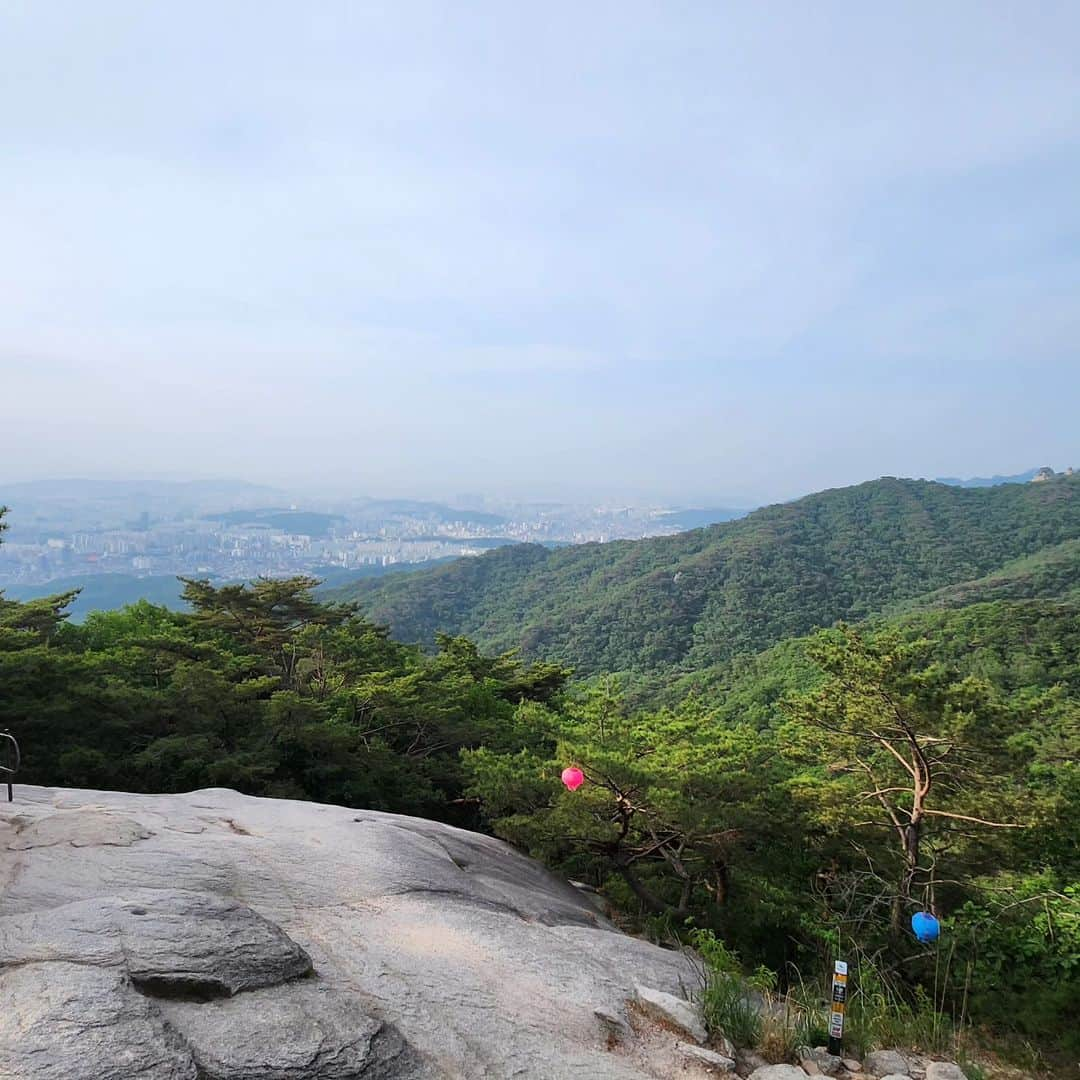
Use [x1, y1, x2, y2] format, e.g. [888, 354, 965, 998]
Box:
[465, 598, 1079, 1051]
[886, 537, 1080, 614]
[0, 572, 569, 823]
[2, 486, 1078, 1067]
[333, 475, 1080, 676]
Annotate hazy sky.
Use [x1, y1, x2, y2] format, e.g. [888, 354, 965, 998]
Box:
[2, 3, 1078, 503]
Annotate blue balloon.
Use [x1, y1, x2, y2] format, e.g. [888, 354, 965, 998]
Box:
[911, 911, 940, 943]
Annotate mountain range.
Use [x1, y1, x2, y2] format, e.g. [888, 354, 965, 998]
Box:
[934, 467, 1042, 487]
[329, 474, 1080, 678]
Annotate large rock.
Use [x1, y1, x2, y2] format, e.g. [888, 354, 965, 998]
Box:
[0, 962, 198, 1080]
[736, 1049, 772, 1078]
[160, 984, 421, 1079]
[798, 1047, 841, 1076]
[0, 786, 703, 1079]
[635, 982, 708, 1043]
[748, 1067, 810, 1080]
[678, 1042, 737, 1072]
[863, 1051, 911, 1078]
[924, 1066, 965, 1080]
[0, 889, 313, 997]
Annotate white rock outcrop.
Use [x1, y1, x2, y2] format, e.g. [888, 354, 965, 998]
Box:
[635, 982, 708, 1043]
[0, 786, 709, 1079]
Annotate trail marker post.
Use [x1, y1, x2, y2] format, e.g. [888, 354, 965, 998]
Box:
[826, 959, 848, 1056]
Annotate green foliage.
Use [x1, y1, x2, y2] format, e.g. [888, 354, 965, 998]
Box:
[690, 933, 831, 1062]
[888, 538, 1080, 614]
[949, 879, 1080, 1055]
[0, 587, 80, 644]
[464, 610, 1080, 1061]
[839, 961, 959, 1058]
[690, 930, 768, 1047]
[1, 577, 571, 827]
[464, 682, 810, 967]
[781, 625, 1026, 925]
[335, 475, 1080, 676]
[3, 483, 1079, 1065]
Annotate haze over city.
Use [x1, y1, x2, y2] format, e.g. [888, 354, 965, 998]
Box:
[3, 3, 1079, 503]
[4, 7, 1080, 1074]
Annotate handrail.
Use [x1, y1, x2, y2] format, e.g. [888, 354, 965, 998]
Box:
[0, 730, 20, 802]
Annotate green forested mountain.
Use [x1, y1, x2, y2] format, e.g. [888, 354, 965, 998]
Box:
[2, 495, 1078, 1064]
[462, 601, 1080, 1058]
[671, 594, 1080, 715]
[886, 537, 1080, 613]
[333, 475, 1080, 676]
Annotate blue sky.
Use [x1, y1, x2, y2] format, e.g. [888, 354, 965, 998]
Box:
[2, 2, 1078, 503]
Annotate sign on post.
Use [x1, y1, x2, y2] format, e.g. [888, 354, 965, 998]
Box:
[827, 959, 847, 1055]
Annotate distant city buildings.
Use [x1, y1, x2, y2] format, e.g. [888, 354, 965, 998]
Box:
[0, 488, 725, 588]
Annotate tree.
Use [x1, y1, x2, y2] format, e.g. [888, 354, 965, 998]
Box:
[782, 625, 1024, 936]
[464, 682, 800, 950]
[180, 576, 358, 689]
[0, 590, 81, 644]
[1, 503, 81, 668]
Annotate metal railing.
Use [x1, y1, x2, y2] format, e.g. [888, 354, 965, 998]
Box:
[0, 730, 19, 802]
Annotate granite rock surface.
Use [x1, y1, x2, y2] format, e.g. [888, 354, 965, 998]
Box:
[0, 786, 708, 1079]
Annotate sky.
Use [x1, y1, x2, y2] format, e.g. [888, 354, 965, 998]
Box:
[2, 2, 1078, 505]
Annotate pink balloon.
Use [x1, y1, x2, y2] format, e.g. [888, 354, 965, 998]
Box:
[561, 766, 585, 791]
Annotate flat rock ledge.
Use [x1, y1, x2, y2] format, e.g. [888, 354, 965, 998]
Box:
[634, 983, 709, 1044]
[678, 1042, 737, 1073]
[0, 886, 423, 1080]
[0, 786, 705, 1079]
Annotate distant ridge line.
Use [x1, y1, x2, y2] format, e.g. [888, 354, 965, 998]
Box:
[934, 468, 1040, 487]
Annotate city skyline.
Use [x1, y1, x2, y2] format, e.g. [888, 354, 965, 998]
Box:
[0, 476, 757, 605]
